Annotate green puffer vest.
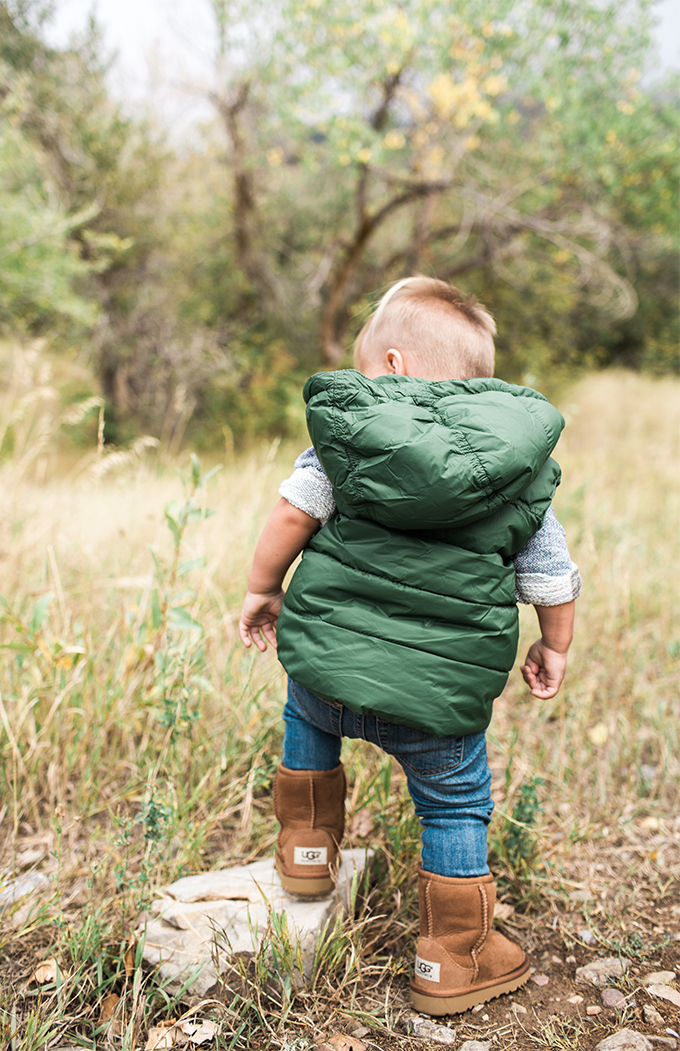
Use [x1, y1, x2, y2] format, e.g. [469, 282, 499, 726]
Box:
[277, 370, 564, 737]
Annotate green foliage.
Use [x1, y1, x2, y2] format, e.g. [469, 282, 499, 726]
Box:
[0, 120, 97, 329]
[489, 770, 546, 888]
[0, 0, 676, 445]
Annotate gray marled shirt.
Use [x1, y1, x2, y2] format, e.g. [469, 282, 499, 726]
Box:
[279, 447, 581, 606]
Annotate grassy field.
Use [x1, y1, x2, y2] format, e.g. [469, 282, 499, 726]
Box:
[0, 355, 678, 1050]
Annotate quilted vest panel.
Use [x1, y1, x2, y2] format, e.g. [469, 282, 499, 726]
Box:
[277, 371, 563, 737]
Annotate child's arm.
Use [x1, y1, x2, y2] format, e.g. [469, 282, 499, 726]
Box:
[520, 600, 575, 699]
[239, 498, 320, 652]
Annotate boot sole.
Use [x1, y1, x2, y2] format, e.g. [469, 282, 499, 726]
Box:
[409, 960, 531, 1016]
[275, 857, 334, 897]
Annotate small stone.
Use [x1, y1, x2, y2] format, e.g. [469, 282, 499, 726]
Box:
[644, 972, 676, 985]
[511, 1002, 527, 1015]
[568, 995, 585, 1004]
[458, 1042, 492, 1051]
[348, 1028, 369, 1039]
[602, 988, 629, 1009]
[407, 1016, 456, 1044]
[647, 985, 680, 1009]
[0, 872, 50, 907]
[481, 1014, 489, 1021]
[647, 1038, 677, 1050]
[579, 927, 597, 945]
[593, 1030, 654, 1051]
[552, 954, 564, 964]
[576, 957, 629, 987]
[588, 1006, 603, 1015]
[642, 1004, 664, 1027]
[325, 1036, 367, 1051]
[471, 1004, 484, 1014]
[566, 954, 577, 963]
[531, 974, 550, 987]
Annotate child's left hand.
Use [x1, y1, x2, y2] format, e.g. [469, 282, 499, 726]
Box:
[520, 639, 568, 699]
[239, 590, 285, 651]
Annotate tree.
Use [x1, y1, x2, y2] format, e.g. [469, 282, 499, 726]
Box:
[202, 0, 675, 381]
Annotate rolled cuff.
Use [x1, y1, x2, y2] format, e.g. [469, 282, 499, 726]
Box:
[279, 466, 337, 525]
[515, 564, 582, 606]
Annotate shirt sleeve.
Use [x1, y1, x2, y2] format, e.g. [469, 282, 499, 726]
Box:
[512, 506, 582, 606]
[278, 446, 338, 524]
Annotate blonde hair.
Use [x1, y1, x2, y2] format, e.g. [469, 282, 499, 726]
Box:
[355, 275, 496, 379]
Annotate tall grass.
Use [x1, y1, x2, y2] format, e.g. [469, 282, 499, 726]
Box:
[0, 349, 678, 1046]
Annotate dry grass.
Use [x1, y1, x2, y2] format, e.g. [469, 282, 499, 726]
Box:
[0, 350, 678, 1049]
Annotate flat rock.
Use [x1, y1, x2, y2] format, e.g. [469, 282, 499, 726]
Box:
[647, 984, 680, 1008]
[459, 1042, 492, 1051]
[406, 1015, 456, 1044]
[594, 1030, 654, 1051]
[643, 971, 676, 985]
[642, 1004, 665, 1026]
[576, 957, 629, 987]
[138, 849, 371, 996]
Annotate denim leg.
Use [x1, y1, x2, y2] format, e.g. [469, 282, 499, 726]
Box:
[281, 679, 493, 877]
[282, 679, 342, 770]
[385, 725, 493, 878]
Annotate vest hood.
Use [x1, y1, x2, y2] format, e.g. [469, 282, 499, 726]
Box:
[304, 370, 564, 531]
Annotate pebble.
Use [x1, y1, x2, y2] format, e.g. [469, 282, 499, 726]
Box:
[602, 988, 630, 1010]
[511, 1002, 527, 1015]
[642, 1004, 665, 1027]
[576, 957, 629, 987]
[647, 985, 680, 1009]
[406, 1016, 456, 1044]
[566, 954, 577, 963]
[567, 995, 584, 1004]
[348, 1028, 369, 1039]
[594, 1030, 655, 1050]
[458, 1042, 492, 1051]
[643, 971, 676, 985]
[531, 974, 550, 987]
[552, 954, 564, 964]
[579, 927, 598, 945]
[471, 1004, 484, 1014]
[571, 889, 594, 902]
[588, 1006, 603, 1015]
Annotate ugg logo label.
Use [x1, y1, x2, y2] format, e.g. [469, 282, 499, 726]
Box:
[415, 956, 441, 983]
[294, 847, 327, 865]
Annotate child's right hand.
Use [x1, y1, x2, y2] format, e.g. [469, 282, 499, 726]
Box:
[239, 590, 285, 651]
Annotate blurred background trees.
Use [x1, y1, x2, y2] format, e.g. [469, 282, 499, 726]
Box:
[0, 0, 677, 444]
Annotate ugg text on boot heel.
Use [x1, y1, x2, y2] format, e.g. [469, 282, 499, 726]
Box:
[294, 846, 328, 865]
[415, 956, 441, 983]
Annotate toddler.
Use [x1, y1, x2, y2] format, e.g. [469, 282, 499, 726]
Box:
[239, 276, 580, 1015]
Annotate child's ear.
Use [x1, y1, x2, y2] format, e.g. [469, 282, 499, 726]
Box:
[385, 348, 407, 375]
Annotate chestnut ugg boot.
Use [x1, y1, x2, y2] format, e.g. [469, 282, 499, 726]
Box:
[273, 763, 346, 896]
[409, 869, 530, 1015]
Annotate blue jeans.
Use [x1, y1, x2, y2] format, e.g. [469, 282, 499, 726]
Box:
[282, 678, 494, 878]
